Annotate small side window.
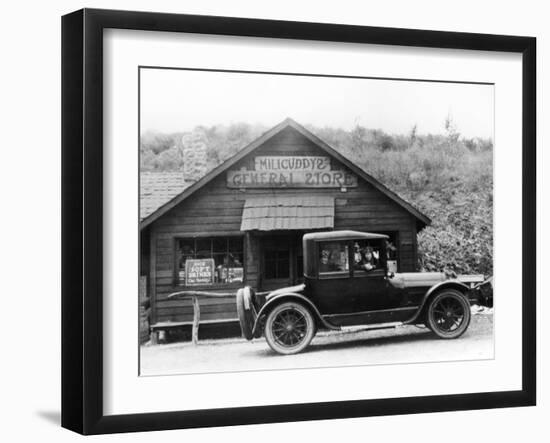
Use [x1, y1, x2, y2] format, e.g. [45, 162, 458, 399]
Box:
[318, 241, 349, 277]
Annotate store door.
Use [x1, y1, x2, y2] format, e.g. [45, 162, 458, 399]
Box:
[261, 232, 304, 291]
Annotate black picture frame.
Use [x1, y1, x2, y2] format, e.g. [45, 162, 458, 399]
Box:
[61, 8, 536, 435]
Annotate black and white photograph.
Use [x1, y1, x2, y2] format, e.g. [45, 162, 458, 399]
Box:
[139, 68, 495, 376]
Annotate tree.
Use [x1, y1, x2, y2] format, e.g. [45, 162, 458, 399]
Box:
[140, 131, 174, 155]
[350, 124, 367, 150]
[409, 124, 418, 148]
[155, 145, 183, 171]
[378, 133, 395, 151]
[444, 113, 460, 144]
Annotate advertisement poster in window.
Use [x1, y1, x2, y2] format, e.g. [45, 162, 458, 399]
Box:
[184, 259, 215, 286]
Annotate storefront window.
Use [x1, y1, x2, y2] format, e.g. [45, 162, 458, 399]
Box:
[176, 237, 244, 286]
[318, 241, 349, 275]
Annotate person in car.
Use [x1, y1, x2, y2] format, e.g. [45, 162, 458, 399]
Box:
[353, 242, 362, 266]
[354, 245, 378, 271]
[362, 247, 378, 271]
[319, 249, 332, 272]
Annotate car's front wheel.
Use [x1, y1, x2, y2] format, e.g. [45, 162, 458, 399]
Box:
[427, 289, 471, 339]
[264, 301, 316, 355]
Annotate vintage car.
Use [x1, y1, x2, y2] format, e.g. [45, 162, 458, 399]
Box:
[236, 230, 492, 355]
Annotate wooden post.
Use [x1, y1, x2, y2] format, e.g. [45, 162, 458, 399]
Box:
[192, 296, 200, 345]
[150, 330, 159, 345]
[149, 231, 157, 325]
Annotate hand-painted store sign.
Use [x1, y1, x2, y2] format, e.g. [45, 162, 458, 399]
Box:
[227, 156, 358, 188]
[185, 258, 215, 285]
[255, 156, 330, 171]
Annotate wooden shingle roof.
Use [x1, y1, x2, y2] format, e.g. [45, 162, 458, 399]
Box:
[140, 172, 194, 221]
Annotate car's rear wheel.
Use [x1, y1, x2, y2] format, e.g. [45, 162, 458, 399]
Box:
[264, 301, 315, 355]
[427, 289, 471, 339]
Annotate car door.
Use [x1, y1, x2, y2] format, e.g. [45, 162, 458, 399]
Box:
[308, 239, 356, 314]
[351, 268, 392, 311]
[350, 238, 403, 312]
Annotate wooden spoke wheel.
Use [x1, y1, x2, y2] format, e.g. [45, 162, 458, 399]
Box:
[264, 301, 315, 355]
[427, 289, 471, 339]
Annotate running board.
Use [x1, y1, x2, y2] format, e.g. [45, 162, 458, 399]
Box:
[339, 322, 403, 332]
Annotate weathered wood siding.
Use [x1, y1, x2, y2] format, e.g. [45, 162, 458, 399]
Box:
[149, 127, 419, 325]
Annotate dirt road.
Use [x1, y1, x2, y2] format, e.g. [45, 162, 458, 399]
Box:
[140, 312, 493, 376]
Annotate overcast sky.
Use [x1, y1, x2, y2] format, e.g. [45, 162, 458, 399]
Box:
[140, 68, 494, 139]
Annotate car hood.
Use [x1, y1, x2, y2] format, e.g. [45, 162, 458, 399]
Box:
[389, 272, 447, 289]
[266, 283, 306, 299]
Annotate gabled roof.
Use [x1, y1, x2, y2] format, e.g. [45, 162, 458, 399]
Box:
[140, 118, 431, 230]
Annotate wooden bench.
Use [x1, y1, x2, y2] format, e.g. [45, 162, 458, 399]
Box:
[147, 290, 241, 345]
[150, 289, 266, 345]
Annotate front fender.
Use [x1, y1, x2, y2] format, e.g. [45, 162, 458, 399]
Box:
[404, 280, 471, 324]
[251, 293, 339, 337]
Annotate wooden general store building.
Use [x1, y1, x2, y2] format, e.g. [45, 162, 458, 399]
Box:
[140, 118, 430, 336]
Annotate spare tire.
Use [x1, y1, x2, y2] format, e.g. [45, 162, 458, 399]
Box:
[236, 287, 256, 340]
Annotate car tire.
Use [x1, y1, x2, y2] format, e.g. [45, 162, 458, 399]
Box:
[264, 301, 316, 355]
[236, 287, 255, 340]
[427, 289, 471, 339]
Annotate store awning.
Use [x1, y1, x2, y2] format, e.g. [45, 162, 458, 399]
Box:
[241, 196, 334, 231]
